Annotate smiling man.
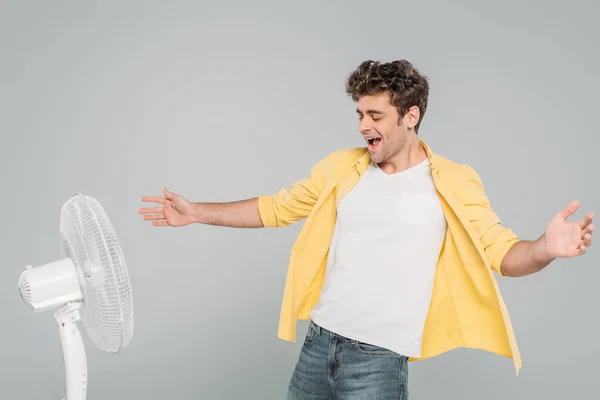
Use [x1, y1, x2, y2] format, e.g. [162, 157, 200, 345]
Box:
[139, 60, 594, 400]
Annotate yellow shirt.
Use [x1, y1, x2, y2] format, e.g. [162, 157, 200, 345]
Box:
[257, 139, 522, 375]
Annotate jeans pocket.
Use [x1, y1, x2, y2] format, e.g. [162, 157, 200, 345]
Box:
[353, 341, 397, 356]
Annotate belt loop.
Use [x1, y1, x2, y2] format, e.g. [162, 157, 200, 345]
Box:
[311, 320, 321, 335]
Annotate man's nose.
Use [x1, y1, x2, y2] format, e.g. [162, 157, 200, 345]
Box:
[359, 120, 372, 134]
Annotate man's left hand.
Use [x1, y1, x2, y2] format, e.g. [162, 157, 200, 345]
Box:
[543, 200, 594, 259]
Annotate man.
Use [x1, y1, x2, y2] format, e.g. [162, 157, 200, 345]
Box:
[139, 60, 594, 399]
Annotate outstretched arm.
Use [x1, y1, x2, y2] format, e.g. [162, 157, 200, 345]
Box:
[139, 188, 264, 228]
[460, 165, 594, 277]
[500, 200, 594, 277]
[139, 152, 331, 229]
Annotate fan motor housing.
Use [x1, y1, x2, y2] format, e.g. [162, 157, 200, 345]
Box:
[18, 258, 83, 313]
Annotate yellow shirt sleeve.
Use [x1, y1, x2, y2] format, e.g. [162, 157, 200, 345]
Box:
[460, 165, 520, 275]
[257, 156, 329, 228]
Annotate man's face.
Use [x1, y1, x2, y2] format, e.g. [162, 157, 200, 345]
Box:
[356, 92, 417, 164]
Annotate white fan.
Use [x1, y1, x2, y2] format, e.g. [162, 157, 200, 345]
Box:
[17, 193, 134, 400]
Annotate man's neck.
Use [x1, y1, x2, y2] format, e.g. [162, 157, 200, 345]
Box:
[378, 136, 427, 174]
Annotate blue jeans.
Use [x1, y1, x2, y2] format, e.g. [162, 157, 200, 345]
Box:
[287, 321, 409, 399]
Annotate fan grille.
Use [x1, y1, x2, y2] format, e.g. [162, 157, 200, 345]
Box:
[19, 276, 32, 303]
[60, 194, 133, 352]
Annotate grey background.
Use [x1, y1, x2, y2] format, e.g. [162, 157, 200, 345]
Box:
[1, 1, 598, 399]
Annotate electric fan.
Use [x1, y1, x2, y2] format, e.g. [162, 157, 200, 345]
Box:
[17, 193, 134, 400]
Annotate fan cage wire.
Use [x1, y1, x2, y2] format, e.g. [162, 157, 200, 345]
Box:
[61, 194, 133, 352]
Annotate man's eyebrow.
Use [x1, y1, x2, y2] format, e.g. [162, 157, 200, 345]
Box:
[356, 109, 384, 115]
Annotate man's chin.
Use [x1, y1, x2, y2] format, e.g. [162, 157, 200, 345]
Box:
[369, 150, 383, 163]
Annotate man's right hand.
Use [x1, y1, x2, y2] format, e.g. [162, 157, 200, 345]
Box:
[139, 187, 197, 227]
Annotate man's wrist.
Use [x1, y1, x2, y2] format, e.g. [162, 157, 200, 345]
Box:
[191, 203, 204, 224]
[534, 234, 556, 265]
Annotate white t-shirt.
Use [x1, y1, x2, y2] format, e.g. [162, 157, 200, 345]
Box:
[309, 158, 447, 357]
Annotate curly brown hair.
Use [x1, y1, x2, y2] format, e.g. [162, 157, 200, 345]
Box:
[345, 60, 430, 133]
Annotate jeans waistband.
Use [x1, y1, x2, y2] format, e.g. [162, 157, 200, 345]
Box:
[308, 320, 407, 358]
[309, 320, 354, 342]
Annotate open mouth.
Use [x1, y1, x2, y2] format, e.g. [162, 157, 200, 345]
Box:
[366, 137, 382, 149]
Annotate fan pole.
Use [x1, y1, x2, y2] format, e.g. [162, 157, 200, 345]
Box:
[55, 303, 87, 400]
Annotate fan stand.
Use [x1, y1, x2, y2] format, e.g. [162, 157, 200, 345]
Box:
[54, 303, 87, 400]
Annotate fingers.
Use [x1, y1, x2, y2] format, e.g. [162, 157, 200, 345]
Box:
[582, 232, 592, 247]
[141, 196, 165, 205]
[579, 212, 594, 229]
[582, 222, 594, 236]
[140, 189, 181, 227]
[143, 213, 165, 221]
[163, 187, 176, 200]
[561, 200, 580, 220]
[138, 206, 163, 214]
